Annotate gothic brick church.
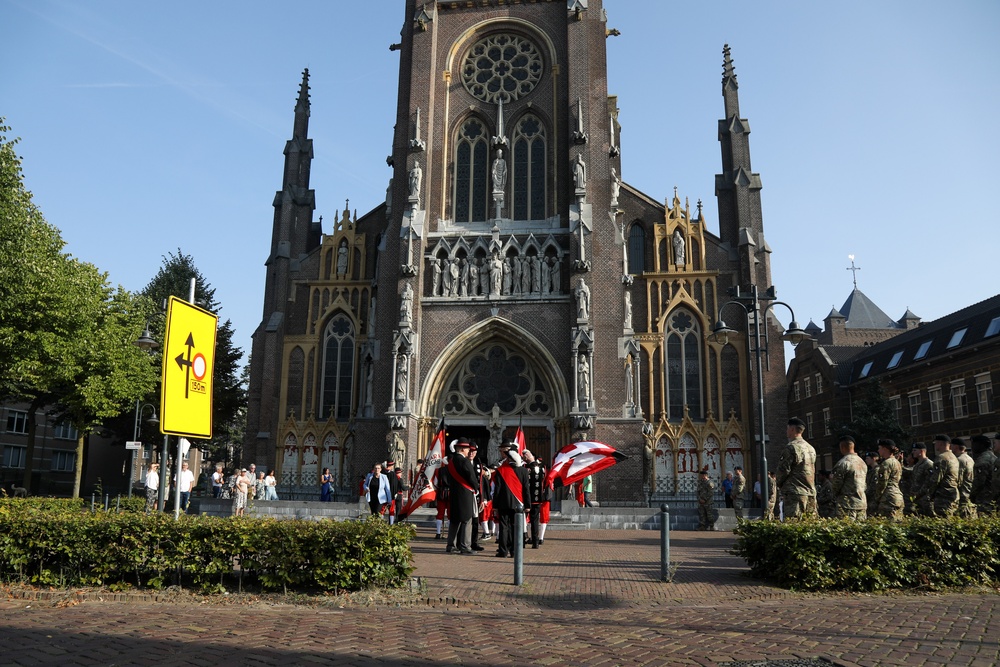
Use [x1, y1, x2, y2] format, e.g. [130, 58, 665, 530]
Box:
[243, 0, 790, 505]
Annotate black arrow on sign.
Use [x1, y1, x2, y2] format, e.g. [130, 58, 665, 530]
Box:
[174, 332, 195, 398]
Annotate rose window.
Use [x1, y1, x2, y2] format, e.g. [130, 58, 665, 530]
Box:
[461, 34, 543, 103]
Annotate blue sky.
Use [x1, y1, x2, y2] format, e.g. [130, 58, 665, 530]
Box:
[4, 1, 998, 363]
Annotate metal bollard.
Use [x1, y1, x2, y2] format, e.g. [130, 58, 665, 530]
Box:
[104, 494, 110, 511]
[115, 495, 120, 512]
[660, 504, 671, 582]
[91, 493, 96, 512]
[513, 507, 525, 586]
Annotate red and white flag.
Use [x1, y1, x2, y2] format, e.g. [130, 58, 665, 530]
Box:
[513, 415, 526, 455]
[399, 418, 446, 519]
[545, 440, 626, 489]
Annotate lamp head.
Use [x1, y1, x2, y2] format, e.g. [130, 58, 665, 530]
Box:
[134, 325, 158, 351]
[708, 320, 737, 346]
[781, 321, 809, 345]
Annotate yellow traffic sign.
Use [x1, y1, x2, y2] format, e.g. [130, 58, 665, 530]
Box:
[160, 296, 218, 438]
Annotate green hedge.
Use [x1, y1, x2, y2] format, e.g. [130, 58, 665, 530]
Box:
[0, 499, 414, 593]
[732, 516, 1000, 591]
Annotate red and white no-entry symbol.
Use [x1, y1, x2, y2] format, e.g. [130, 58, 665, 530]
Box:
[191, 353, 208, 380]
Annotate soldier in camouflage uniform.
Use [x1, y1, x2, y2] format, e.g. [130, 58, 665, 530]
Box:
[731, 466, 746, 520]
[815, 470, 835, 518]
[775, 417, 817, 519]
[970, 434, 995, 514]
[900, 449, 914, 515]
[864, 451, 879, 518]
[990, 432, 1000, 512]
[764, 471, 777, 520]
[696, 468, 716, 530]
[928, 434, 960, 518]
[951, 437, 976, 519]
[831, 436, 867, 521]
[874, 439, 904, 520]
[909, 443, 935, 517]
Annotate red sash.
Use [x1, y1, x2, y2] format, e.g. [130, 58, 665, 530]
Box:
[447, 459, 476, 495]
[497, 463, 524, 508]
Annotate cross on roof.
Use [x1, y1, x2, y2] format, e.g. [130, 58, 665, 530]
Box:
[847, 254, 861, 289]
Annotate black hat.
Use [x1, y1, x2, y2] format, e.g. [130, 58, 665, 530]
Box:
[950, 437, 966, 449]
[468, 442, 478, 450]
[972, 434, 991, 446]
[933, 434, 951, 444]
[788, 417, 806, 428]
[911, 442, 927, 451]
[454, 439, 471, 450]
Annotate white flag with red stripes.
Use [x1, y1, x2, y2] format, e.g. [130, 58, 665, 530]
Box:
[545, 440, 626, 489]
[399, 418, 446, 519]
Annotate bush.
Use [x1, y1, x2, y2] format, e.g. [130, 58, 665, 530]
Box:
[732, 515, 1000, 592]
[0, 499, 414, 594]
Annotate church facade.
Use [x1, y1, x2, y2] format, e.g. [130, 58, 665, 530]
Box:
[243, 0, 790, 505]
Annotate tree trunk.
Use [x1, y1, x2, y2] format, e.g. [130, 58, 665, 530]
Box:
[72, 434, 85, 498]
[20, 398, 44, 492]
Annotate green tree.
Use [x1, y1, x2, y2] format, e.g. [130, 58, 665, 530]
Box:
[833, 379, 910, 452]
[0, 120, 158, 494]
[139, 250, 246, 465]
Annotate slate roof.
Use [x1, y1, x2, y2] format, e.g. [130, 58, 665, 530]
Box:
[847, 293, 1000, 384]
[839, 288, 901, 330]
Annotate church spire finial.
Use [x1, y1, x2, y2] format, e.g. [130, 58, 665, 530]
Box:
[722, 44, 736, 85]
[296, 68, 311, 113]
[847, 254, 861, 289]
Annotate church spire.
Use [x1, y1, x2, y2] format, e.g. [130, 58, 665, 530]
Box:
[722, 44, 739, 120]
[293, 68, 311, 139]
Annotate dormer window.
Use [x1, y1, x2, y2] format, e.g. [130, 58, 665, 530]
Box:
[947, 328, 967, 350]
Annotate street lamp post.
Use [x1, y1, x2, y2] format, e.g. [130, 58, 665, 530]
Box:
[707, 285, 808, 516]
[131, 325, 159, 499]
[130, 403, 158, 497]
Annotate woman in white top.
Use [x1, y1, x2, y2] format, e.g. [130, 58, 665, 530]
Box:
[145, 464, 160, 512]
[264, 469, 278, 501]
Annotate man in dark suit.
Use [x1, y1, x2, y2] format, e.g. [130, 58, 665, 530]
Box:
[445, 438, 479, 555]
[492, 443, 530, 558]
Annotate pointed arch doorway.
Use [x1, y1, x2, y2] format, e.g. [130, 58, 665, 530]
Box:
[418, 318, 570, 467]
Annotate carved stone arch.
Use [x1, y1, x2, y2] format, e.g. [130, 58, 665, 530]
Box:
[539, 234, 562, 259]
[521, 233, 541, 256]
[471, 236, 491, 258]
[280, 432, 299, 485]
[653, 434, 675, 494]
[501, 234, 522, 257]
[452, 235, 473, 258]
[430, 238, 454, 260]
[418, 317, 571, 419]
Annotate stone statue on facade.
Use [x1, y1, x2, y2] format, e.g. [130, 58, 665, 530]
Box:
[540, 256, 551, 295]
[408, 160, 422, 199]
[492, 149, 507, 193]
[448, 259, 460, 297]
[575, 278, 590, 320]
[610, 167, 621, 206]
[550, 256, 561, 294]
[468, 260, 479, 296]
[624, 290, 633, 330]
[489, 252, 503, 296]
[395, 354, 408, 401]
[399, 282, 413, 325]
[672, 228, 685, 266]
[431, 258, 442, 296]
[578, 354, 591, 405]
[573, 153, 587, 192]
[336, 241, 348, 278]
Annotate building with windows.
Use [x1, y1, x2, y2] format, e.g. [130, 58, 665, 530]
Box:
[243, 0, 792, 504]
[789, 293, 1000, 465]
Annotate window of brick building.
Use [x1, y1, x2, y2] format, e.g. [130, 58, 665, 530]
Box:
[814, 373, 823, 394]
[2, 445, 25, 469]
[5, 410, 28, 435]
[890, 395, 903, 424]
[975, 373, 994, 414]
[54, 423, 78, 440]
[627, 223, 645, 275]
[793, 381, 800, 402]
[950, 380, 968, 419]
[908, 392, 921, 426]
[511, 114, 547, 221]
[454, 118, 489, 223]
[665, 309, 703, 421]
[928, 386, 944, 423]
[823, 407, 831, 435]
[946, 328, 967, 350]
[51, 450, 75, 472]
[805, 412, 814, 439]
[804, 377, 811, 398]
[985, 316, 1000, 338]
[321, 314, 355, 421]
[887, 350, 904, 369]
[914, 340, 932, 361]
[859, 361, 873, 379]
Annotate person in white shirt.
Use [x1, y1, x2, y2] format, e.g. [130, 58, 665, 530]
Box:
[174, 461, 196, 513]
[145, 464, 160, 512]
[211, 464, 225, 498]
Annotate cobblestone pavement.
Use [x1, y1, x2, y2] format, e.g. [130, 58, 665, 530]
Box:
[1, 529, 997, 666]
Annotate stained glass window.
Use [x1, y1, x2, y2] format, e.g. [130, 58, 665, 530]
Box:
[321, 314, 355, 421]
[512, 115, 546, 220]
[664, 309, 703, 420]
[454, 119, 489, 222]
[461, 34, 543, 104]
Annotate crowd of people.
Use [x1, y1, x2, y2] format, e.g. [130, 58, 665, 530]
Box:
[357, 438, 552, 555]
[746, 417, 999, 524]
[143, 462, 278, 515]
